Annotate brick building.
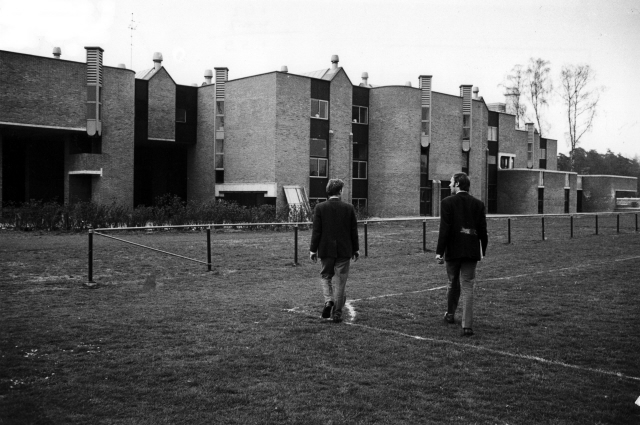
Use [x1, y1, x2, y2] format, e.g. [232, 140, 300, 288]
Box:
[0, 47, 636, 216]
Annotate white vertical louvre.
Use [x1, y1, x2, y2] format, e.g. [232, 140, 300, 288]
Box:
[419, 75, 432, 105]
[215, 68, 228, 100]
[460, 85, 472, 114]
[86, 48, 103, 86]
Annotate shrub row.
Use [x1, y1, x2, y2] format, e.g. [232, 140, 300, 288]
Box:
[0, 195, 316, 232]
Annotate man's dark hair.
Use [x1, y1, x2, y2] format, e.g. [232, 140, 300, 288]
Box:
[453, 172, 470, 191]
[326, 179, 345, 196]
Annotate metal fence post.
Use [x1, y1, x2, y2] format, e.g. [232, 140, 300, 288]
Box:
[422, 220, 427, 252]
[595, 214, 599, 235]
[570, 215, 574, 238]
[207, 226, 212, 272]
[88, 229, 94, 283]
[542, 216, 545, 241]
[294, 225, 299, 265]
[364, 221, 368, 257]
[507, 218, 511, 244]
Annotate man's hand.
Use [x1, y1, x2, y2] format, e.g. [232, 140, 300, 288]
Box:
[435, 254, 444, 264]
[310, 252, 318, 263]
[352, 251, 360, 262]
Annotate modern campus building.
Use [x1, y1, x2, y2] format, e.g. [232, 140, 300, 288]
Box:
[0, 47, 636, 216]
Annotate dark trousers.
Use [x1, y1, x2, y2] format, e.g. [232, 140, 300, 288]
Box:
[446, 259, 477, 329]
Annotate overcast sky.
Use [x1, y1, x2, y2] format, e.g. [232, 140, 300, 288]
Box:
[1, 0, 639, 159]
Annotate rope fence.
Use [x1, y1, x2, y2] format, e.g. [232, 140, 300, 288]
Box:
[86, 212, 639, 284]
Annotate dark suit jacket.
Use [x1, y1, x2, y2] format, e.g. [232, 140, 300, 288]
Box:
[310, 198, 359, 258]
[436, 192, 488, 261]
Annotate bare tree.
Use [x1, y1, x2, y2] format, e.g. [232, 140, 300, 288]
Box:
[499, 64, 527, 129]
[525, 58, 553, 137]
[559, 64, 602, 172]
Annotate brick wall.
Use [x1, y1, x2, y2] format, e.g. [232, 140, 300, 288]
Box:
[369, 86, 421, 217]
[430, 92, 462, 181]
[546, 138, 558, 170]
[497, 169, 539, 214]
[225, 73, 277, 184]
[65, 66, 136, 206]
[470, 100, 488, 202]
[328, 70, 353, 203]
[188, 84, 217, 202]
[581, 175, 638, 212]
[275, 72, 310, 210]
[543, 171, 575, 214]
[147, 68, 176, 141]
[0, 51, 85, 129]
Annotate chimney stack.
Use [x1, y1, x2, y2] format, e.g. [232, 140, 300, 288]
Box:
[331, 55, 339, 70]
[473, 86, 479, 99]
[361, 72, 368, 86]
[53, 47, 61, 59]
[153, 52, 163, 71]
[204, 69, 213, 85]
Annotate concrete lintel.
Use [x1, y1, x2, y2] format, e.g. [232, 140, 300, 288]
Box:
[215, 183, 277, 198]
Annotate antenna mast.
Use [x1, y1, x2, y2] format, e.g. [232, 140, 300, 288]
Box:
[128, 13, 137, 69]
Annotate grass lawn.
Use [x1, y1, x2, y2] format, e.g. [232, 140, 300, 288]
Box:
[1, 214, 639, 424]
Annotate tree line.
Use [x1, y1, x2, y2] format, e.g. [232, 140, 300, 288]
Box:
[557, 148, 640, 193]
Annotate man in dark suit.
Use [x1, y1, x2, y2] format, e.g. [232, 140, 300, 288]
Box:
[310, 179, 360, 323]
[435, 172, 488, 337]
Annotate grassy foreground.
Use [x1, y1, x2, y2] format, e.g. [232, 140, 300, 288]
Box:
[1, 216, 639, 424]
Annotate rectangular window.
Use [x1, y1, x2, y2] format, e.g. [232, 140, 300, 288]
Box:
[352, 106, 368, 124]
[353, 144, 368, 160]
[540, 148, 547, 159]
[463, 114, 471, 127]
[311, 99, 328, 119]
[422, 107, 430, 121]
[462, 127, 470, 140]
[564, 188, 570, 214]
[527, 141, 533, 161]
[87, 86, 97, 102]
[352, 198, 367, 212]
[538, 188, 544, 214]
[499, 154, 515, 169]
[310, 138, 327, 157]
[420, 154, 428, 174]
[488, 126, 497, 141]
[462, 151, 469, 174]
[86, 103, 96, 120]
[353, 161, 367, 179]
[215, 139, 224, 170]
[216, 116, 224, 131]
[310, 158, 328, 177]
[216, 101, 224, 115]
[176, 109, 186, 123]
[421, 122, 430, 136]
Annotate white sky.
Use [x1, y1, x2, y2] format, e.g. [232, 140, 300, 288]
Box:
[1, 0, 639, 159]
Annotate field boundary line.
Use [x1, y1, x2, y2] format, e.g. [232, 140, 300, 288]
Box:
[284, 307, 640, 383]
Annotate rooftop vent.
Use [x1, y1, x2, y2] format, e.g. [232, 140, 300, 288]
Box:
[280, 66, 288, 73]
[53, 47, 61, 58]
[331, 55, 339, 70]
[117, 63, 126, 69]
[405, 81, 412, 87]
[204, 69, 213, 85]
[361, 72, 368, 86]
[153, 52, 163, 71]
[473, 86, 479, 99]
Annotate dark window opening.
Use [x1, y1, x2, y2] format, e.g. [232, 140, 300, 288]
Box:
[538, 188, 544, 214]
[564, 188, 570, 213]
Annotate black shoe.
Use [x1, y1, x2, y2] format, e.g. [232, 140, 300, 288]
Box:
[332, 309, 343, 323]
[443, 313, 455, 324]
[321, 301, 334, 319]
[461, 328, 474, 337]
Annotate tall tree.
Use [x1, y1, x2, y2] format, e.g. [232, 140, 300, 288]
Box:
[500, 64, 527, 129]
[559, 64, 601, 172]
[525, 58, 553, 137]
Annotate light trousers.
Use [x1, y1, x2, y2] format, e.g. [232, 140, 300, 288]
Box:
[445, 259, 477, 329]
[319, 257, 351, 313]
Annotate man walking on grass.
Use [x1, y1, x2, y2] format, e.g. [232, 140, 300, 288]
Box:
[435, 172, 488, 337]
[310, 179, 360, 323]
